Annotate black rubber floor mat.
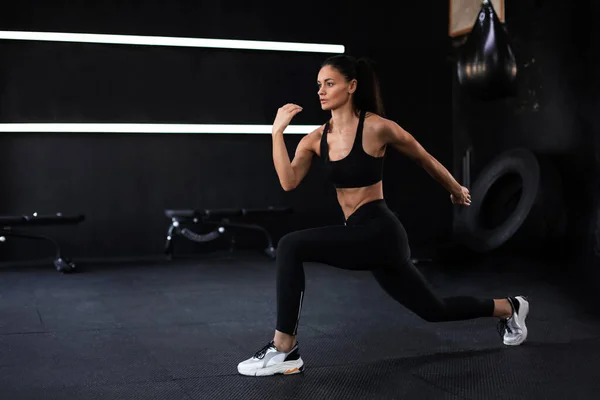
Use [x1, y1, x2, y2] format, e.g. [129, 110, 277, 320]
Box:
[408, 338, 600, 399]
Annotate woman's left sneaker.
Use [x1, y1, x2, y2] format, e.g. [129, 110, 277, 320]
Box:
[237, 340, 304, 376]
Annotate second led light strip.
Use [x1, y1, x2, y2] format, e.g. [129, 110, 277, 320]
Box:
[0, 123, 319, 134]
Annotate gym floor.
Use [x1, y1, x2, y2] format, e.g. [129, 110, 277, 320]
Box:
[1, 253, 598, 399]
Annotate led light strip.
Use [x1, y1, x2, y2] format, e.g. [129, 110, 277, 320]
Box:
[0, 30, 345, 53]
[0, 123, 319, 134]
[0, 31, 336, 133]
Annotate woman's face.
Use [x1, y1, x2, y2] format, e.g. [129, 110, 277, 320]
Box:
[317, 65, 356, 111]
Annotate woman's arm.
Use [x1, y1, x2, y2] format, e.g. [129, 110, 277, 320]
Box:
[271, 104, 319, 191]
[273, 130, 318, 191]
[381, 119, 466, 199]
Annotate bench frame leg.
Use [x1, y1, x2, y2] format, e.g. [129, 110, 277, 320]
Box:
[0, 229, 76, 273]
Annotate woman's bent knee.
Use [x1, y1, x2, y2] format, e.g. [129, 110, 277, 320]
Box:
[276, 232, 302, 259]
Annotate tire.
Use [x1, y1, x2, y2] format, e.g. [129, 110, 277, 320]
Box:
[455, 148, 565, 253]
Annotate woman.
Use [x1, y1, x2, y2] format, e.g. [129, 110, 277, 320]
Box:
[237, 55, 529, 377]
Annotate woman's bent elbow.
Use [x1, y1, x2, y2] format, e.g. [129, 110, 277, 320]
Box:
[281, 182, 297, 191]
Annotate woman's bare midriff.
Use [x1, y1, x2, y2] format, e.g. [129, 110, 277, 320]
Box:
[336, 181, 384, 220]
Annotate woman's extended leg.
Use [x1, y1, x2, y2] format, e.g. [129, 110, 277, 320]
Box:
[371, 259, 529, 345]
[371, 259, 496, 322]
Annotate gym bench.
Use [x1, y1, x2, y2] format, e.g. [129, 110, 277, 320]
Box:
[164, 207, 292, 259]
[0, 213, 85, 273]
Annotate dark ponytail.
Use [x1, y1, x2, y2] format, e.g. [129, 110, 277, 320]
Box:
[355, 58, 385, 116]
[321, 55, 385, 117]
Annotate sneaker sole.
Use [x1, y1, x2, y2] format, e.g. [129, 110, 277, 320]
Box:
[238, 359, 304, 377]
[504, 298, 529, 346]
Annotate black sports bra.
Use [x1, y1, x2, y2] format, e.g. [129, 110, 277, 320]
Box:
[320, 110, 385, 188]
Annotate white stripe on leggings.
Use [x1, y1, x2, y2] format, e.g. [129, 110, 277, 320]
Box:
[293, 291, 304, 335]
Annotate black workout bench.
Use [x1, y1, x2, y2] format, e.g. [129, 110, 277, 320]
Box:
[164, 206, 292, 259]
[0, 213, 85, 273]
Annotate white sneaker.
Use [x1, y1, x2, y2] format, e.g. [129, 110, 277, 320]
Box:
[237, 341, 304, 376]
[498, 296, 529, 346]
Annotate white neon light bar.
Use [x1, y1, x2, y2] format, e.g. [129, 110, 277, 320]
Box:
[0, 123, 318, 134]
[0, 30, 345, 53]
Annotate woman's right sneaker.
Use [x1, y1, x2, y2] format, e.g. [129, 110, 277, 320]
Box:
[237, 340, 304, 377]
[497, 295, 529, 346]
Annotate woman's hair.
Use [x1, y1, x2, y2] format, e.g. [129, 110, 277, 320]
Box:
[321, 54, 385, 117]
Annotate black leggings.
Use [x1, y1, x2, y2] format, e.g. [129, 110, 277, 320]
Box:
[276, 199, 494, 335]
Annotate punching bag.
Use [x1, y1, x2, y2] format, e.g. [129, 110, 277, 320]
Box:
[457, 0, 518, 100]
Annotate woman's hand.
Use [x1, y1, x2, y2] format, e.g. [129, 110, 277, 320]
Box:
[272, 104, 303, 135]
[450, 186, 472, 206]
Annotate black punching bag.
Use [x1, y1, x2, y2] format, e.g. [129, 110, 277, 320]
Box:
[457, 0, 518, 100]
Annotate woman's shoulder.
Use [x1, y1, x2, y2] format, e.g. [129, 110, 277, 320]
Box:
[364, 112, 392, 133]
[299, 123, 327, 154]
[307, 123, 327, 140]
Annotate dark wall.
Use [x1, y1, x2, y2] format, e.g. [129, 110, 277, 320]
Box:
[578, 0, 600, 291]
[0, 1, 454, 261]
[452, 0, 600, 285]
